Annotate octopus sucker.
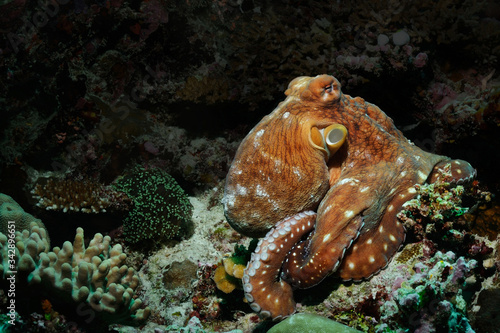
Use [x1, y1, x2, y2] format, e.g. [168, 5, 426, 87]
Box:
[243, 212, 315, 319]
[282, 212, 365, 289]
[224, 74, 477, 320]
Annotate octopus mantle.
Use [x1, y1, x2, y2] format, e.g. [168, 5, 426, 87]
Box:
[222, 75, 475, 320]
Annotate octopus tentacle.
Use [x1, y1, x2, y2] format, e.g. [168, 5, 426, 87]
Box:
[243, 211, 315, 320]
[428, 159, 476, 185]
[282, 215, 364, 288]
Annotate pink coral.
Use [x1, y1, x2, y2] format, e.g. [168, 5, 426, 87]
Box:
[414, 52, 428, 68]
[429, 82, 458, 110]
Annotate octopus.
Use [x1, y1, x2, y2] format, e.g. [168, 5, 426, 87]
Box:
[222, 75, 476, 320]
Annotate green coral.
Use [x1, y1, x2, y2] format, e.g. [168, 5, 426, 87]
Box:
[399, 166, 467, 223]
[114, 168, 193, 244]
[378, 251, 476, 332]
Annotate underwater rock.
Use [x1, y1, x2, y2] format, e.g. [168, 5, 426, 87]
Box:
[163, 260, 198, 290]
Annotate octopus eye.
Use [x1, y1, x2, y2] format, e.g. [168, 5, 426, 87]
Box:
[324, 85, 333, 93]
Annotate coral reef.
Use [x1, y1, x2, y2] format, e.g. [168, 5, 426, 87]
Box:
[469, 244, 500, 333]
[0, 195, 150, 329]
[378, 251, 477, 332]
[113, 167, 193, 245]
[0, 0, 498, 332]
[397, 162, 491, 254]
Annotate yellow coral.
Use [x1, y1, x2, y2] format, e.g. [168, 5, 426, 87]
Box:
[213, 255, 247, 293]
[176, 76, 229, 104]
[232, 264, 246, 279]
[213, 265, 236, 294]
[222, 256, 246, 279]
[395, 242, 424, 264]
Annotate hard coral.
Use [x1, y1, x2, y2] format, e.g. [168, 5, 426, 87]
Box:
[31, 177, 130, 214]
[28, 227, 150, 325]
[113, 167, 193, 245]
[0, 194, 149, 327]
[0, 193, 48, 237]
[0, 221, 50, 278]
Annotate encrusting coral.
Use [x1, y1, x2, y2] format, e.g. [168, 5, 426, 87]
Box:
[397, 162, 490, 246]
[378, 251, 477, 332]
[0, 193, 48, 237]
[113, 167, 193, 245]
[27, 227, 150, 324]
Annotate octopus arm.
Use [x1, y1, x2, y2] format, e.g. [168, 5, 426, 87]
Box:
[243, 212, 316, 320]
[281, 181, 371, 289]
[339, 194, 406, 281]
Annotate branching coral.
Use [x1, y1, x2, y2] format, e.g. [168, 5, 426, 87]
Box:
[27, 227, 150, 325]
[0, 195, 149, 327]
[0, 221, 50, 279]
[31, 177, 130, 214]
[113, 167, 193, 245]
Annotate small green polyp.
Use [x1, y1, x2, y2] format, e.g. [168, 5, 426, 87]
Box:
[267, 313, 363, 333]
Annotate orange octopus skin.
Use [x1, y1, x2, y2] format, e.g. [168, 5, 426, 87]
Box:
[222, 74, 476, 320]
